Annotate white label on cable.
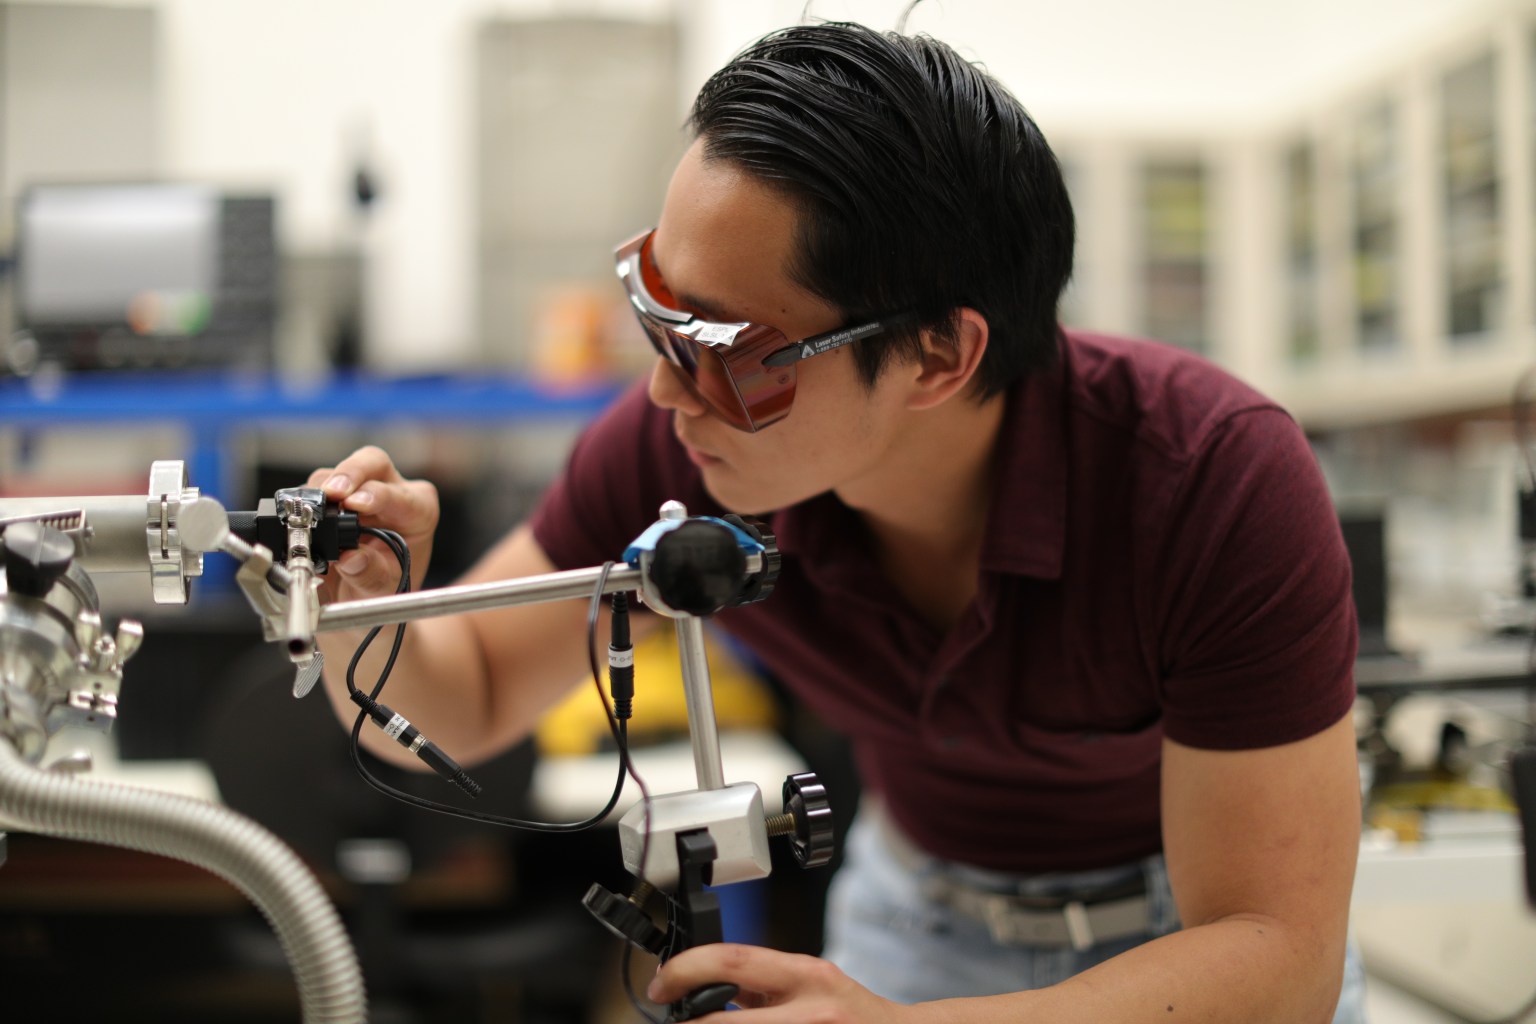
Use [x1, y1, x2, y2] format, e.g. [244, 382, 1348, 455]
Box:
[609, 649, 635, 668]
[383, 714, 410, 741]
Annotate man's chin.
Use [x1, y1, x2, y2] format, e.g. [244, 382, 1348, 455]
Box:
[698, 471, 783, 519]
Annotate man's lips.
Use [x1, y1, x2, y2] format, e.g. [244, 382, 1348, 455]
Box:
[682, 442, 723, 468]
[676, 427, 723, 468]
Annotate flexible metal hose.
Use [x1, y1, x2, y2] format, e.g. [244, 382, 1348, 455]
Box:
[0, 740, 366, 1022]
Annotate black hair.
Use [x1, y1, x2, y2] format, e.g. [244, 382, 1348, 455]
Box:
[687, 21, 1074, 397]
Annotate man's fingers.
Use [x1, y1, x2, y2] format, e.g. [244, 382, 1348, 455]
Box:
[319, 446, 403, 500]
[302, 447, 439, 540]
[349, 477, 439, 537]
[324, 540, 403, 598]
[650, 944, 805, 1005]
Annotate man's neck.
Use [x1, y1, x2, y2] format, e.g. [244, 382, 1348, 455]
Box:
[838, 393, 1007, 629]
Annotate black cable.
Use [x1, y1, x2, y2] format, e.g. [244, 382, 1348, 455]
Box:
[612, 589, 662, 1023]
[337, 527, 666, 1019]
[340, 528, 647, 834]
[610, 592, 635, 721]
[622, 939, 666, 1024]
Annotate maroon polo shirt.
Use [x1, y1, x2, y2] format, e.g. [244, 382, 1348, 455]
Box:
[529, 329, 1357, 872]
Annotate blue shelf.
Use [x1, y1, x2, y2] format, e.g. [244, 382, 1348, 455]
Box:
[3, 367, 624, 520]
[2, 369, 627, 592]
[0, 369, 626, 428]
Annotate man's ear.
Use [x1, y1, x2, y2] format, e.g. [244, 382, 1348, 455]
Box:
[907, 307, 989, 411]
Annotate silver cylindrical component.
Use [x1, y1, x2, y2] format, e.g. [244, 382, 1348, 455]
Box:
[0, 461, 202, 605]
[285, 566, 317, 663]
[0, 496, 157, 573]
[674, 616, 725, 791]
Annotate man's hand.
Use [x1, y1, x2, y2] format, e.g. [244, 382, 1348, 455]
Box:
[306, 446, 440, 600]
[649, 944, 919, 1024]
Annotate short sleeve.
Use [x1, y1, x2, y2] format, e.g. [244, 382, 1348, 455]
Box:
[1151, 408, 1357, 750]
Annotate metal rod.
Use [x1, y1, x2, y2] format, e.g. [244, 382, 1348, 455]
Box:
[283, 514, 317, 663]
[315, 564, 644, 633]
[674, 616, 725, 791]
[284, 565, 316, 662]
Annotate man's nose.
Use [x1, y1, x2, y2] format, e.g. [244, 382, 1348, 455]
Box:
[647, 358, 707, 418]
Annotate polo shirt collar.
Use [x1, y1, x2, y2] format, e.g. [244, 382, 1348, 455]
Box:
[771, 333, 1070, 584]
[978, 337, 1069, 580]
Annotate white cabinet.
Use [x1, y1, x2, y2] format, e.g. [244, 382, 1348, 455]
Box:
[1053, 1, 1536, 429]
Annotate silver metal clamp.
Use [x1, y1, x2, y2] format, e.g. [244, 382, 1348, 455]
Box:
[146, 460, 203, 605]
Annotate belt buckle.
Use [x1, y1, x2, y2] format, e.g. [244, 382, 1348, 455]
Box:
[1063, 900, 1094, 952]
[980, 895, 1095, 952]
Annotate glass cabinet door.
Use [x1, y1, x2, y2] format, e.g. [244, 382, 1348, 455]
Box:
[1441, 51, 1501, 343]
[1139, 159, 1209, 353]
[1284, 140, 1320, 364]
[1351, 101, 1400, 356]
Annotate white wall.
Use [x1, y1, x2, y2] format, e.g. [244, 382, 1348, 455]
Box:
[156, 0, 672, 370]
[10, 0, 1507, 368]
[709, 0, 1506, 133]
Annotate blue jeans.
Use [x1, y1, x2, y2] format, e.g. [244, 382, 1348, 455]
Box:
[822, 812, 1367, 1021]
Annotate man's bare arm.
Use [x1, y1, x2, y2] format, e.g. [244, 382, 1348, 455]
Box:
[652, 713, 1363, 1023]
[310, 447, 656, 770]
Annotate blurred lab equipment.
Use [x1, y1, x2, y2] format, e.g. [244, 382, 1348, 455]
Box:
[9, 182, 276, 373]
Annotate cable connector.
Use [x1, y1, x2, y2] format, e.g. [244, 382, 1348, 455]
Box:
[349, 691, 482, 798]
[608, 592, 635, 721]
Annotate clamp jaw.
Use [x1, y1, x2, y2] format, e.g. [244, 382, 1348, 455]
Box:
[145, 460, 203, 605]
[177, 489, 360, 697]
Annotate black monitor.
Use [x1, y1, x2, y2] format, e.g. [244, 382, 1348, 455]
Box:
[14, 182, 276, 370]
[1339, 509, 1396, 658]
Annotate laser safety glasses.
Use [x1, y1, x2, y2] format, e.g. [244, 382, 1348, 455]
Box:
[614, 228, 908, 432]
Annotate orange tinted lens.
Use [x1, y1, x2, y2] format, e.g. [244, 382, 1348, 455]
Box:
[716, 326, 797, 429]
[649, 322, 794, 431]
[692, 344, 754, 430]
[638, 234, 679, 307]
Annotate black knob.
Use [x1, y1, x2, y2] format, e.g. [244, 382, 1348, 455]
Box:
[782, 772, 835, 869]
[650, 520, 748, 616]
[582, 883, 666, 955]
[722, 515, 780, 607]
[3, 522, 75, 598]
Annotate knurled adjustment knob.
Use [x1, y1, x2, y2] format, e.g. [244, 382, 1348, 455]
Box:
[582, 883, 666, 955]
[779, 772, 835, 868]
[721, 514, 780, 607]
[650, 520, 748, 616]
[3, 522, 75, 598]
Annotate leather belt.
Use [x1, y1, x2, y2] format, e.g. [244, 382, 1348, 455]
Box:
[871, 808, 1152, 952]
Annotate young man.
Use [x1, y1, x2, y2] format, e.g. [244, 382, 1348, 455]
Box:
[312, 22, 1366, 1023]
